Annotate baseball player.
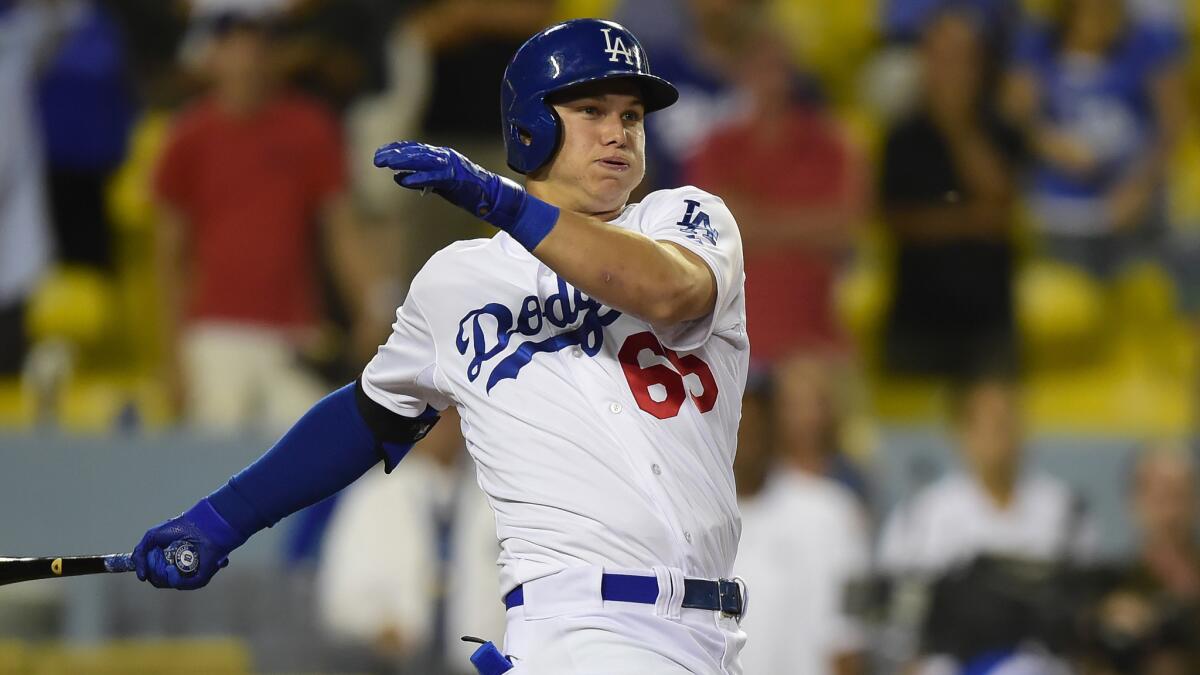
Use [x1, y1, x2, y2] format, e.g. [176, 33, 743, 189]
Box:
[132, 18, 748, 675]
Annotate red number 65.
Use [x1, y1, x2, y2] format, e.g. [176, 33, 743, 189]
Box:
[617, 331, 718, 420]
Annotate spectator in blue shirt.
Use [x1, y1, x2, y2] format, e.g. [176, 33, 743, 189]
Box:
[38, 0, 137, 272]
[1002, 0, 1186, 278]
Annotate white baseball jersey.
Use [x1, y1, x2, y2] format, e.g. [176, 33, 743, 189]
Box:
[361, 185, 748, 596]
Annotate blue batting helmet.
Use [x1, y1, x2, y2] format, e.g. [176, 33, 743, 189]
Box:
[501, 19, 679, 175]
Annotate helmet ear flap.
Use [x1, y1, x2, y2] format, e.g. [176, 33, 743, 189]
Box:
[535, 104, 565, 175]
[505, 99, 561, 174]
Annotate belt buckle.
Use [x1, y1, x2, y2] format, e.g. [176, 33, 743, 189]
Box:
[717, 578, 743, 617]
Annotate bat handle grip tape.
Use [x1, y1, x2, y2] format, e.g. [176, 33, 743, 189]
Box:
[104, 554, 136, 573]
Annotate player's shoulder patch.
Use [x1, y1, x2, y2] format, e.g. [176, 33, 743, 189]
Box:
[642, 185, 729, 246]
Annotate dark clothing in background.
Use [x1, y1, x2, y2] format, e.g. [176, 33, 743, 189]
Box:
[0, 302, 28, 376]
[101, 0, 188, 106]
[880, 111, 1024, 377]
[1080, 560, 1200, 673]
[276, 0, 419, 112]
[37, 1, 136, 271]
[422, 39, 523, 136]
[45, 171, 116, 270]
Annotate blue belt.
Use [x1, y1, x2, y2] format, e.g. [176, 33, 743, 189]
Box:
[504, 573, 744, 617]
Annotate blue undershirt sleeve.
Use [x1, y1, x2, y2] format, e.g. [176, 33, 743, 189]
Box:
[205, 382, 436, 541]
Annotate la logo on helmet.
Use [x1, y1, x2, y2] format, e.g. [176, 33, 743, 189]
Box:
[601, 28, 641, 66]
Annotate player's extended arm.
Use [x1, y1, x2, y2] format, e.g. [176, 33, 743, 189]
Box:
[130, 382, 437, 589]
[532, 211, 715, 324]
[373, 142, 716, 325]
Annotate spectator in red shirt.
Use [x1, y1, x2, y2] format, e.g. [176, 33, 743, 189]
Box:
[684, 30, 866, 367]
[154, 7, 368, 432]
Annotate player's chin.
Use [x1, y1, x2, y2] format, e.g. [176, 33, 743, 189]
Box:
[585, 182, 635, 211]
[588, 166, 641, 195]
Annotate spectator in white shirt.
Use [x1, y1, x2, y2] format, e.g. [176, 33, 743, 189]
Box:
[316, 407, 505, 674]
[879, 374, 1096, 576]
[735, 363, 871, 675]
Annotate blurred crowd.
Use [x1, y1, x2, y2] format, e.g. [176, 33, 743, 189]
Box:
[2, 0, 1200, 673]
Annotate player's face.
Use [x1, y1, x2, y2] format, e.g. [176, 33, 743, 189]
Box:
[537, 81, 646, 217]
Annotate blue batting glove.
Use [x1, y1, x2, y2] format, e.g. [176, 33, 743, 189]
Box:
[373, 141, 559, 251]
[132, 498, 246, 590]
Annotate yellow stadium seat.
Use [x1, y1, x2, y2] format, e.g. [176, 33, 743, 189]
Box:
[554, 0, 617, 20]
[835, 256, 891, 353]
[25, 267, 117, 347]
[1113, 261, 1177, 329]
[1017, 261, 1105, 365]
[0, 377, 32, 428]
[768, 0, 879, 104]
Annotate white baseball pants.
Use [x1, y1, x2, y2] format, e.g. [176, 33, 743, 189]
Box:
[500, 566, 746, 675]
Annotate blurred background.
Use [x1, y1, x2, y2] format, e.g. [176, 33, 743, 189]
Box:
[0, 0, 1198, 673]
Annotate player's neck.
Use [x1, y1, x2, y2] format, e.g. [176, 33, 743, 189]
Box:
[527, 180, 626, 222]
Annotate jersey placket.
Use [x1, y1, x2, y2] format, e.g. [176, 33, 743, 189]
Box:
[590, 324, 695, 571]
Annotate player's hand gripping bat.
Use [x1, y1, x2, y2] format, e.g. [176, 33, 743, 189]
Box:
[0, 541, 198, 587]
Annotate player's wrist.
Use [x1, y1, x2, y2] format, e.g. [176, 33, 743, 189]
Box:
[201, 487, 260, 548]
[475, 174, 558, 251]
[489, 184, 558, 251]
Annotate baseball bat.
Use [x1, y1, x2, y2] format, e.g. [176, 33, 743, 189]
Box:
[0, 542, 199, 587]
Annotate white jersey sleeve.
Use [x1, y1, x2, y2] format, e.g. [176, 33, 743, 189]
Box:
[360, 283, 454, 417]
[638, 186, 744, 352]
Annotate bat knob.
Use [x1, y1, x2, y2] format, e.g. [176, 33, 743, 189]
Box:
[164, 541, 200, 576]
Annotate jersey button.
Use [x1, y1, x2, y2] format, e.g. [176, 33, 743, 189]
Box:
[609, 402, 623, 414]
[651, 463, 662, 476]
[572, 348, 583, 358]
[683, 531, 693, 544]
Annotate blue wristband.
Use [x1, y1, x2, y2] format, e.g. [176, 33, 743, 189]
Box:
[504, 194, 559, 252]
